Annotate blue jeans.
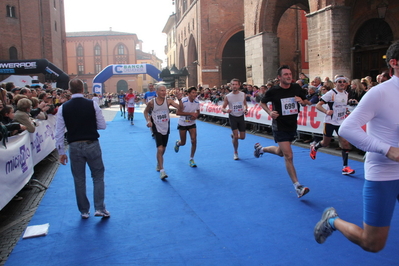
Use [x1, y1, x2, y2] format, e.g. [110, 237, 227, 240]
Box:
[69, 140, 105, 213]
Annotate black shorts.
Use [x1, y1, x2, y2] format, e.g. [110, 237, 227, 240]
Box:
[323, 123, 340, 138]
[177, 124, 197, 131]
[152, 121, 170, 147]
[272, 130, 297, 143]
[229, 114, 246, 132]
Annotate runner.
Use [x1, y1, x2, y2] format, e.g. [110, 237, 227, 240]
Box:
[253, 65, 310, 198]
[125, 88, 138, 125]
[118, 90, 126, 118]
[221, 78, 248, 160]
[144, 83, 157, 137]
[174, 87, 200, 167]
[314, 41, 399, 252]
[309, 75, 355, 175]
[143, 84, 182, 179]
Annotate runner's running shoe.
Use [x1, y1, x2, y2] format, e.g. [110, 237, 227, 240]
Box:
[342, 166, 355, 175]
[296, 185, 310, 198]
[174, 140, 180, 153]
[189, 159, 197, 168]
[314, 207, 338, 244]
[254, 143, 263, 158]
[160, 171, 168, 180]
[310, 143, 317, 160]
[234, 153, 239, 160]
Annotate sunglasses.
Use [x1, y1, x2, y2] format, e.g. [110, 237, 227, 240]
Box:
[337, 80, 347, 84]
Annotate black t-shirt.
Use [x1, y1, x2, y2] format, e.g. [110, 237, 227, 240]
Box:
[261, 83, 306, 132]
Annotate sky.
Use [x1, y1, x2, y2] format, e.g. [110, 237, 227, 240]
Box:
[64, 0, 175, 66]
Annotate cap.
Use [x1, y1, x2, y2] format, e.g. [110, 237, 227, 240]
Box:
[11, 87, 21, 93]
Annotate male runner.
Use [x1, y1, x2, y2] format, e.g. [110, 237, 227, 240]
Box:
[118, 90, 126, 118]
[221, 78, 248, 160]
[125, 88, 138, 125]
[309, 75, 355, 175]
[144, 83, 157, 104]
[143, 84, 182, 179]
[314, 41, 399, 252]
[144, 83, 157, 136]
[254, 65, 310, 198]
[174, 87, 200, 167]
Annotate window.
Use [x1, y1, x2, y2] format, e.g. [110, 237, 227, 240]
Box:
[78, 65, 84, 75]
[54, 0, 56, 9]
[94, 45, 101, 56]
[54, 21, 57, 32]
[9, 47, 18, 60]
[6, 5, 16, 18]
[118, 45, 125, 55]
[77, 45, 84, 57]
[95, 64, 102, 74]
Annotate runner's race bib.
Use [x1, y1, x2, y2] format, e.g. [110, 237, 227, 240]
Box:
[281, 97, 298, 116]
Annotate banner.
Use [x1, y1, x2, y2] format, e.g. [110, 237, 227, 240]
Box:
[199, 100, 339, 135]
[0, 115, 56, 210]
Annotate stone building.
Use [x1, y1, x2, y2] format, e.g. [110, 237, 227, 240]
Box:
[0, 0, 67, 82]
[169, 0, 398, 87]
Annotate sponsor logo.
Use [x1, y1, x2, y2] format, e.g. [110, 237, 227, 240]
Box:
[5, 145, 31, 174]
[31, 132, 44, 154]
[0, 62, 37, 69]
[113, 64, 145, 74]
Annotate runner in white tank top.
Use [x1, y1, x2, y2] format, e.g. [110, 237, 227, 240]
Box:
[143, 85, 182, 180]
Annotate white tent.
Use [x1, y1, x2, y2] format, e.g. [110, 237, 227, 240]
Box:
[0, 75, 44, 88]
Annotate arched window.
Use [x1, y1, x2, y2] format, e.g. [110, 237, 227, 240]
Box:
[77, 45, 84, 57]
[118, 45, 125, 55]
[9, 47, 18, 60]
[94, 45, 101, 56]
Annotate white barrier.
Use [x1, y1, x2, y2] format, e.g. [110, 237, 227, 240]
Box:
[199, 100, 327, 134]
[0, 115, 56, 210]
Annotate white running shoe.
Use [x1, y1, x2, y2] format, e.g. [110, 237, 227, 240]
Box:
[234, 153, 239, 160]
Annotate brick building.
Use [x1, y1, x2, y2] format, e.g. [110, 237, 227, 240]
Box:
[136, 49, 163, 93]
[66, 30, 163, 94]
[168, 0, 398, 87]
[0, 0, 67, 82]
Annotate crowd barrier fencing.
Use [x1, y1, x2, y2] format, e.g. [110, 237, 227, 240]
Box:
[0, 115, 56, 210]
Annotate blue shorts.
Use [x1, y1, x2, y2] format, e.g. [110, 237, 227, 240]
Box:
[272, 130, 297, 143]
[363, 180, 399, 227]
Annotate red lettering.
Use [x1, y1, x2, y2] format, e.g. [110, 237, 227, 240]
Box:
[309, 106, 321, 129]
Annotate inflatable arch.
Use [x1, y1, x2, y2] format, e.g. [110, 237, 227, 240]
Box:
[92, 64, 162, 94]
[0, 59, 69, 89]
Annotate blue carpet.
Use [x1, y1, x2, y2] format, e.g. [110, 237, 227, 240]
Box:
[6, 108, 399, 265]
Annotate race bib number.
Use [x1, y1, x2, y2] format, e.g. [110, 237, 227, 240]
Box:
[184, 116, 192, 123]
[155, 110, 169, 124]
[232, 101, 243, 114]
[281, 97, 298, 116]
[334, 106, 346, 121]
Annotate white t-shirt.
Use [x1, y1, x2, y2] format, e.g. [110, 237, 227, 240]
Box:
[320, 88, 348, 126]
[339, 75, 399, 181]
[178, 97, 200, 126]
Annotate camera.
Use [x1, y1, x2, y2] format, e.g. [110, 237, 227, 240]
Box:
[349, 100, 356, 105]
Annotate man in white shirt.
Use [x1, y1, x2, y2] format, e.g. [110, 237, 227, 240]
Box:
[314, 41, 399, 252]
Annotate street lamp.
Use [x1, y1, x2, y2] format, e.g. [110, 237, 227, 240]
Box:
[377, 2, 388, 19]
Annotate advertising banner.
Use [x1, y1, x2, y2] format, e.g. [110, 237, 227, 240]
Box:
[199, 100, 329, 134]
[0, 116, 56, 210]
